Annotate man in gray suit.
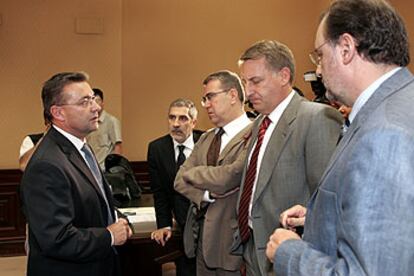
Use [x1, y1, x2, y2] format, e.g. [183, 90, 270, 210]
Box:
[233, 40, 343, 275]
[175, 70, 252, 275]
[266, 0, 414, 275]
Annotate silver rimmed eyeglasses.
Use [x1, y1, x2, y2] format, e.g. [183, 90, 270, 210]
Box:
[309, 40, 329, 66]
[58, 95, 96, 108]
[201, 89, 230, 107]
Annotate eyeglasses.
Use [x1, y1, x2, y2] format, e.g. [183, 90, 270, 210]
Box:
[201, 89, 230, 107]
[309, 40, 329, 66]
[58, 95, 96, 108]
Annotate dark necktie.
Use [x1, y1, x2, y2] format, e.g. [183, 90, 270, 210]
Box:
[206, 128, 225, 166]
[337, 118, 350, 144]
[238, 116, 271, 243]
[81, 144, 113, 225]
[176, 145, 186, 171]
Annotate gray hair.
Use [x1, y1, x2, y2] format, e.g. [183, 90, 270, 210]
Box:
[169, 98, 198, 119]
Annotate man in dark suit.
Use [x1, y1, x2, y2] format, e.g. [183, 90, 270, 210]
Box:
[233, 40, 343, 275]
[267, 1, 414, 275]
[21, 72, 132, 276]
[148, 98, 201, 276]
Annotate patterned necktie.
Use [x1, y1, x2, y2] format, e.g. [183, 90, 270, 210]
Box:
[176, 145, 186, 171]
[337, 118, 350, 144]
[206, 128, 225, 166]
[81, 144, 113, 225]
[238, 116, 271, 243]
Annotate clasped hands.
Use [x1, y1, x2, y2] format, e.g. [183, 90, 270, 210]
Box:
[265, 205, 307, 263]
[107, 218, 133, 246]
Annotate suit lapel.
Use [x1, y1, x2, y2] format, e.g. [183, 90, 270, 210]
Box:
[253, 94, 301, 203]
[217, 124, 252, 164]
[50, 128, 111, 206]
[319, 67, 414, 184]
[162, 136, 177, 180]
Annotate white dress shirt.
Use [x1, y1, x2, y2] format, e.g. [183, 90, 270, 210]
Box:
[248, 91, 295, 227]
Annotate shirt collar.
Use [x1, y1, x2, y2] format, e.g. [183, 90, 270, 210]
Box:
[267, 90, 295, 123]
[172, 133, 195, 151]
[52, 125, 86, 152]
[222, 113, 250, 138]
[349, 67, 401, 123]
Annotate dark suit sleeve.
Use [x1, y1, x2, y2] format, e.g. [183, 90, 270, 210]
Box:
[21, 160, 113, 262]
[147, 142, 173, 228]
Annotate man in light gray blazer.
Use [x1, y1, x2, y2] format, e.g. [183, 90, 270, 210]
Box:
[266, 0, 414, 275]
[233, 40, 343, 275]
[175, 70, 252, 275]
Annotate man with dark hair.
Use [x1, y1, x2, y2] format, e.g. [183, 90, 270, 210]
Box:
[233, 40, 342, 275]
[148, 98, 201, 276]
[175, 70, 252, 275]
[266, 0, 414, 275]
[87, 88, 122, 169]
[21, 72, 132, 276]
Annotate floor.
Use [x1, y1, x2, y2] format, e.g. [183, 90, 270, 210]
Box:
[0, 256, 176, 276]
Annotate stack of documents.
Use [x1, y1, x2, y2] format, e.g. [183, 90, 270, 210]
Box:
[118, 207, 157, 233]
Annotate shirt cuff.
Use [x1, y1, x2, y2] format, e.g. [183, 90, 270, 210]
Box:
[108, 229, 114, 246]
[203, 190, 216, 203]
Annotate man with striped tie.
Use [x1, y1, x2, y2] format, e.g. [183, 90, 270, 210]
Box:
[233, 40, 342, 275]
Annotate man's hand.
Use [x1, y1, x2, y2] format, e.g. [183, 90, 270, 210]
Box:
[279, 204, 307, 231]
[107, 218, 133, 246]
[151, 228, 172, 246]
[266, 228, 301, 263]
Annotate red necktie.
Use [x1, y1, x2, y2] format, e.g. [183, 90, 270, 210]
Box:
[238, 116, 271, 243]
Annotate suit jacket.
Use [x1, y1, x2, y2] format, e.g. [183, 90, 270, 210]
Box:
[21, 127, 118, 276]
[175, 123, 252, 270]
[275, 68, 414, 275]
[148, 131, 202, 228]
[234, 93, 343, 275]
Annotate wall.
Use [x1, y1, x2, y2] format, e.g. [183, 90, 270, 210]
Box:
[0, 0, 122, 168]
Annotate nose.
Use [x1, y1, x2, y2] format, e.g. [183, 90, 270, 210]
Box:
[203, 100, 212, 109]
[245, 83, 254, 97]
[92, 100, 101, 113]
[316, 64, 322, 77]
[172, 118, 180, 127]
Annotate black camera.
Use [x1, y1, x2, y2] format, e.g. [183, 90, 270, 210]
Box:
[304, 71, 330, 105]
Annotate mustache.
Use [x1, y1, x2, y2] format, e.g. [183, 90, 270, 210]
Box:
[171, 129, 184, 134]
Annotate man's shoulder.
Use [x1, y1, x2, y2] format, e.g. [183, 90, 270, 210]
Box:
[193, 129, 204, 142]
[149, 134, 172, 148]
[101, 110, 120, 124]
[298, 101, 342, 121]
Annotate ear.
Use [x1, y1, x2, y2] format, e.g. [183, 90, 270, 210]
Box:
[191, 118, 197, 128]
[229, 88, 238, 104]
[278, 67, 292, 86]
[50, 105, 65, 123]
[337, 33, 357, 65]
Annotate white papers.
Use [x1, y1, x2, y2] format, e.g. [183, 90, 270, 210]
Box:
[118, 207, 157, 233]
